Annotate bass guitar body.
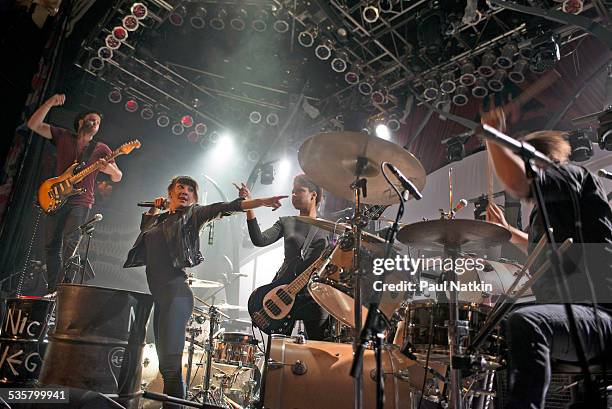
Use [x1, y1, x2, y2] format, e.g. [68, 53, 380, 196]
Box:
[248, 274, 299, 335]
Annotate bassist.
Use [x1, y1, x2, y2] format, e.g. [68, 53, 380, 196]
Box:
[27, 93, 122, 293]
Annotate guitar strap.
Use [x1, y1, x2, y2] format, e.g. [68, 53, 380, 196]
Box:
[79, 141, 99, 164]
[300, 225, 320, 261]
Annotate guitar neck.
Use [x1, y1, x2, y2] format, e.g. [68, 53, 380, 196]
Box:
[286, 249, 331, 295]
[69, 149, 123, 184]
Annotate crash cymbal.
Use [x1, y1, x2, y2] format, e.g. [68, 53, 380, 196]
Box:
[397, 219, 511, 249]
[215, 303, 247, 311]
[187, 278, 224, 288]
[294, 216, 386, 244]
[298, 131, 426, 205]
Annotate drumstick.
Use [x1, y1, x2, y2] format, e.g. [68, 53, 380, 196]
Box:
[503, 229, 551, 297]
[449, 168, 453, 215]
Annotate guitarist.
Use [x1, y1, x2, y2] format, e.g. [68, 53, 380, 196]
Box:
[27, 93, 123, 293]
[237, 174, 330, 340]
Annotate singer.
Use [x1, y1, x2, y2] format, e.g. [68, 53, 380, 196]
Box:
[481, 105, 612, 409]
[27, 94, 123, 294]
[123, 175, 286, 407]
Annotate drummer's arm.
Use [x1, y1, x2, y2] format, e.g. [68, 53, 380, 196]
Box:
[486, 203, 528, 254]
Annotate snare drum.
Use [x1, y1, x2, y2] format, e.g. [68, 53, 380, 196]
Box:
[213, 332, 258, 367]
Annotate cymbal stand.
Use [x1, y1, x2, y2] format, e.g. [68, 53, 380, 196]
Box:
[186, 324, 201, 393]
[445, 244, 465, 409]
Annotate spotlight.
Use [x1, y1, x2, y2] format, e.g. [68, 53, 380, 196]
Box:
[509, 59, 528, 84]
[387, 116, 401, 131]
[247, 151, 260, 162]
[423, 78, 439, 101]
[358, 78, 374, 96]
[530, 35, 560, 73]
[452, 86, 470, 106]
[363, 4, 380, 23]
[472, 77, 488, 99]
[266, 113, 279, 126]
[108, 88, 122, 103]
[446, 137, 465, 162]
[249, 111, 262, 124]
[478, 51, 496, 78]
[273, 19, 289, 34]
[459, 61, 476, 86]
[97, 47, 113, 60]
[131, 3, 148, 19]
[187, 131, 199, 142]
[209, 131, 220, 143]
[435, 93, 450, 110]
[190, 6, 207, 29]
[496, 43, 517, 69]
[122, 15, 139, 31]
[125, 99, 139, 113]
[375, 124, 391, 140]
[315, 40, 333, 61]
[230, 9, 247, 31]
[88, 57, 104, 71]
[260, 163, 275, 185]
[563, 0, 583, 14]
[598, 110, 612, 151]
[379, 0, 398, 13]
[156, 113, 170, 127]
[568, 129, 593, 161]
[141, 105, 154, 120]
[251, 10, 268, 32]
[105, 35, 121, 50]
[440, 72, 456, 94]
[112, 26, 128, 42]
[169, 5, 186, 26]
[345, 70, 360, 85]
[181, 115, 194, 128]
[172, 123, 185, 135]
[487, 69, 506, 92]
[331, 51, 348, 73]
[371, 89, 387, 105]
[519, 45, 533, 60]
[210, 8, 227, 30]
[194, 123, 208, 135]
[298, 28, 317, 47]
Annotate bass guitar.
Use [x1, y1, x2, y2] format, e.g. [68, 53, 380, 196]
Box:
[37, 140, 140, 214]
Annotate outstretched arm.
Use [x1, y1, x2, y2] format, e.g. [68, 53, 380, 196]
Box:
[27, 94, 66, 140]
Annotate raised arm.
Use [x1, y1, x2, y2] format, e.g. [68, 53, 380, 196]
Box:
[27, 94, 66, 140]
[193, 195, 287, 229]
[247, 218, 284, 247]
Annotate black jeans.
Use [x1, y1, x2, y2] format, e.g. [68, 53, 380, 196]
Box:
[293, 295, 330, 341]
[506, 304, 612, 409]
[43, 203, 90, 293]
[151, 278, 194, 408]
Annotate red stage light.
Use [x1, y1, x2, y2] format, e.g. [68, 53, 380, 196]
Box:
[112, 26, 128, 41]
[131, 3, 148, 19]
[181, 115, 194, 127]
[125, 99, 139, 112]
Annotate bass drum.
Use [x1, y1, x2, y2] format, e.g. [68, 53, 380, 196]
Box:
[264, 335, 416, 409]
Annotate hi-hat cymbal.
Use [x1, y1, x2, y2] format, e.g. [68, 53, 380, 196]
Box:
[298, 132, 426, 205]
[215, 303, 247, 311]
[187, 278, 223, 288]
[397, 219, 511, 249]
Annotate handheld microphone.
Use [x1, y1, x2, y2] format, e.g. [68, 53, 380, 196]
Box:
[137, 200, 167, 209]
[452, 199, 468, 213]
[385, 163, 423, 200]
[598, 169, 612, 180]
[79, 213, 103, 230]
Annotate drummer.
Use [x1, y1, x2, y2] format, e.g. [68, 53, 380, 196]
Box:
[236, 174, 330, 340]
[481, 106, 612, 409]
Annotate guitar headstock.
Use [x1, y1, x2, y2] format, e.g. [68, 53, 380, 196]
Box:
[119, 140, 141, 154]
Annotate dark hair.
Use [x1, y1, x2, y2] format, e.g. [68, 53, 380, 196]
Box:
[516, 130, 571, 164]
[294, 174, 322, 204]
[167, 176, 199, 202]
[73, 110, 103, 132]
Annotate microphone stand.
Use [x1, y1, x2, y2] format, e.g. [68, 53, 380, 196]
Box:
[62, 224, 96, 286]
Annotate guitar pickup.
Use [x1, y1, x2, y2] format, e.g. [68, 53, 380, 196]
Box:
[276, 289, 293, 305]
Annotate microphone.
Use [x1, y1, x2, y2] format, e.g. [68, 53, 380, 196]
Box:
[385, 163, 423, 200]
[137, 200, 167, 209]
[452, 199, 468, 213]
[79, 213, 103, 230]
[598, 169, 612, 180]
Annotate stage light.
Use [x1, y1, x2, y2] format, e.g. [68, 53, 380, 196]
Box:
[478, 51, 496, 78]
[363, 4, 379, 23]
[345, 70, 360, 85]
[278, 158, 291, 178]
[331, 51, 348, 73]
[315, 40, 333, 61]
[563, 0, 583, 14]
[358, 79, 373, 96]
[122, 15, 139, 31]
[371, 89, 387, 105]
[190, 6, 206, 29]
[266, 113, 279, 126]
[230, 9, 247, 31]
[378, 0, 398, 13]
[181, 115, 194, 128]
[194, 123, 208, 135]
[112, 26, 128, 42]
[108, 89, 122, 103]
[157, 113, 170, 127]
[452, 85, 469, 106]
[387, 116, 401, 132]
[131, 3, 148, 19]
[249, 111, 262, 124]
[125, 99, 139, 113]
[530, 35, 560, 73]
[496, 43, 517, 70]
[459, 61, 476, 86]
[210, 8, 227, 30]
[105, 35, 121, 50]
[97, 47, 113, 60]
[446, 137, 466, 162]
[298, 28, 317, 47]
[217, 133, 233, 151]
[187, 131, 199, 142]
[247, 151, 260, 162]
[598, 111, 612, 151]
[488, 69, 506, 92]
[141, 105, 154, 120]
[209, 131, 220, 143]
[472, 77, 488, 99]
[169, 5, 186, 26]
[440, 72, 456, 94]
[375, 124, 391, 140]
[88, 57, 104, 71]
[423, 78, 439, 101]
[252, 10, 268, 32]
[509, 59, 528, 84]
[273, 19, 289, 34]
[260, 163, 275, 185]
[435, 93, 450, 110]
[172, 123, 185, 135]
[568, 129, 593, 161]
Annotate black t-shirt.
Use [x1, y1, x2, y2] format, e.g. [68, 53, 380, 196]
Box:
[527, 164, 612, 305]
[144, 211, 186, 293]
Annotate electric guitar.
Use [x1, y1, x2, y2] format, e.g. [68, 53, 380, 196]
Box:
[37, 140, 141, 214]
[248, 247, 336, 335]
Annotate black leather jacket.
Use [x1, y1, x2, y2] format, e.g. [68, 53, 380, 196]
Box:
[124, 199, 244, 269]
